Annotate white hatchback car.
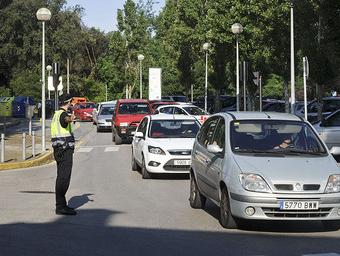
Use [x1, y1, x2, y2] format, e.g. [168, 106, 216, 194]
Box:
[154, 104, 209, 124]
[131, 114, 201, 179]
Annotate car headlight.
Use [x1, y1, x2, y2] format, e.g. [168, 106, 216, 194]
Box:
[120, 122, 129, 127]
[325, 174, 340, 193]
[148, 146, 166, 155]
[239, 173, 271, 193]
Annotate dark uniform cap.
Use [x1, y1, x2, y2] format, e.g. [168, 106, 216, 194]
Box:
[58, 94, 73, 106]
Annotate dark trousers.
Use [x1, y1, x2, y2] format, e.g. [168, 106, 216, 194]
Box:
[54, 147, 74, 209]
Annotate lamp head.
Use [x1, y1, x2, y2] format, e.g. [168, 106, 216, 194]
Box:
[203, 42, 210, 51]
[231, 23, 243, 35]
[46, 65, 52, 71]
[36, 8, 51, 21]
[137, 54, 145, 61]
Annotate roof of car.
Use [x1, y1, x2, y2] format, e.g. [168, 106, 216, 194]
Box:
[150, 114, 198, 121]
[219, 111, 303, 121]
[117, 99, 149, 103]
[157, 104, 196, 109]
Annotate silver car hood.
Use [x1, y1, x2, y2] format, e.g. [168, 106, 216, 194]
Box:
[147, 138, 195, 151]
[233, 154, 339, 183]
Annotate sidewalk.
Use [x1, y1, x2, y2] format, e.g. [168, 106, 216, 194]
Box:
[0, 119, 85, 170]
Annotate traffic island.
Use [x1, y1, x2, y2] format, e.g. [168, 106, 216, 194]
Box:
[0, 150, 54, 171]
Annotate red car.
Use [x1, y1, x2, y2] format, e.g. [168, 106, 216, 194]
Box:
[73, 102, 96, 121]
[112, 99, 151, 144]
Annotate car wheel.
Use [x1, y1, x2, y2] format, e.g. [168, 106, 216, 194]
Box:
[219, 187, 237, 229]
[115, 133, 122, 145]
[96, 126, 100, 133]
[131, 149, 140, 171]
[189, 172, 206, 209]
[112, 129, 115, 142]
[141, 155, 152, 179]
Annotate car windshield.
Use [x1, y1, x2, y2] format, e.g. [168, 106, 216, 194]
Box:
[79, 103, 95, 109]
[149, 120, 200, 138]
[183, 106, 206, 115]
[230, 120, 327, 156]
[118, 103, 150, 114]
[99, 106, 115, 115]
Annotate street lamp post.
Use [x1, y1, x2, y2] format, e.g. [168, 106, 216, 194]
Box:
[46, 65, 52, 100]
[231, 23, 243, 112]
[137, 54, 145, 99]
[290, 0, 295, 114]
[203, 42, 210, 112]
[36, 7, 51, 152]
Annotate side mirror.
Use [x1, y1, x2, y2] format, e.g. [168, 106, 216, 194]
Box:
[135, 131, 144, 138]
[207, 144, 223, 154]
[330, 147, 340, 156]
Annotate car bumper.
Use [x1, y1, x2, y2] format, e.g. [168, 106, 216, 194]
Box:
[116, 126, 138, 139]
[229, 192, 340, 220]
[97, 121, 112, 130]
[145, 154, 191, 174]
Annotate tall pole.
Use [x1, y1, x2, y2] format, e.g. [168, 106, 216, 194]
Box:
[41, 21, 46, 152]
[243, 61, 246, 111]
[105, 84, 108, 101]
[303, 57, 308, 120]
[48, 70, 51, 100]
[67, 58, 70, 94]
[290, 0, 295, 114]
[236, 37, 240, 112]
[205, 50, 208, 112]
[191, 84, 193, 103]
[139, 60, 143, 99]
[259, 75, 262, 111]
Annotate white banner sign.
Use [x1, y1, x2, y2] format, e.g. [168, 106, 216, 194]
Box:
[48, 76, 63, 91]
[149, 68, 162, 100]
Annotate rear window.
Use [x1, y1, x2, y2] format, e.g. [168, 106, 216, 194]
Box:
[118, 103, 150, 114]
[79, 103, 95, 109]
[183, 106, 206, 115]
[322, 99, 340, 113]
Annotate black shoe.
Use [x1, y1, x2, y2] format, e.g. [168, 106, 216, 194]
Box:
[55, 207, 77, 215]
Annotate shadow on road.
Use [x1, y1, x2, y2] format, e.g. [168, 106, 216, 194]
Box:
[1, 208, 340, 256]
[68, 193, 94, 209]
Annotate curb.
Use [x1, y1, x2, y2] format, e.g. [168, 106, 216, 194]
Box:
[0, 122, 91, 171]
[0, 151, 54, 171]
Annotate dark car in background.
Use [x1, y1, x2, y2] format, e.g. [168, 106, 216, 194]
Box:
[161, 95, 187, 102]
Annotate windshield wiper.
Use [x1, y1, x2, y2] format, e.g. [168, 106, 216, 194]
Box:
[273, 148, 325, 155]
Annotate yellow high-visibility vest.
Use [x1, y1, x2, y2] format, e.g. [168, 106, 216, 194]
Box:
[51, 110, 72, 139]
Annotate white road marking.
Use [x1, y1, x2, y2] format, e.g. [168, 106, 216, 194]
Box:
[104, 147, 119, 152]
[302, 253, 340, 256]
[77, 147, 93, 153]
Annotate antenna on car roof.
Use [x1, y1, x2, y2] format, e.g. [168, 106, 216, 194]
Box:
[263, 112, 271, 119]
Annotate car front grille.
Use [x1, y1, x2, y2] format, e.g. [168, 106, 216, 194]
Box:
[106, 119, 112, 122]
[262, 207, 332, 218]
[168, 150, 191, 156]
[163, 165, 191, 171]
[274, 184, 321, 191]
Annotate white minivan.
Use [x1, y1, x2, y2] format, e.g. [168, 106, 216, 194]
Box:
[190, 112, 340, 229]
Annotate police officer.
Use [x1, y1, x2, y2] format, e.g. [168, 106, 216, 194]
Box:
[51, 95, 77, 215]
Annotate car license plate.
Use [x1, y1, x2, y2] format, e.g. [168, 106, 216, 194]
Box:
[174, 159, 191, 166]
[279, 201, 319, 210]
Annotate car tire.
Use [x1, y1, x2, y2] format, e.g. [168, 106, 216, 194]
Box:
[141, 155, 152, 179]
[96, 126, 100, 133]
[189, 172, 206, 209]
[115, 133, 122, 145]
[131, 149, 140, 171]
[219, 187, 238, 229]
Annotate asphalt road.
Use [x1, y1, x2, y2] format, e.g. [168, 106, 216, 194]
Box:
[1, 122, 340, 256]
